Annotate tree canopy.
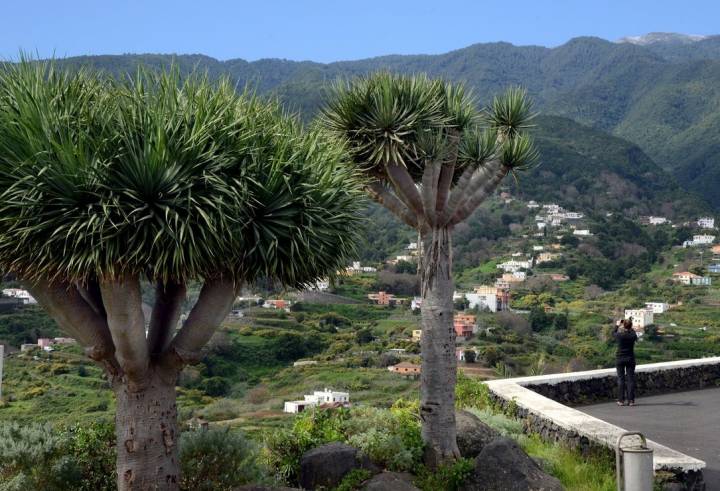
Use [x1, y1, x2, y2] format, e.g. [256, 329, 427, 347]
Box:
[0, 62, 364, 287]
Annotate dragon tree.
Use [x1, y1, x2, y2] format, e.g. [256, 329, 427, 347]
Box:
[321, 73, 537, 465]
[0, 62, 364, 490]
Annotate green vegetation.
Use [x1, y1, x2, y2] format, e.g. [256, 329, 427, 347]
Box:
[48, 37, 720, 207]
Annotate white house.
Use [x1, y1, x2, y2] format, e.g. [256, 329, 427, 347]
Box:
[625, 309, 654, 331]
[283, 388, 350, 413]
[1, 289, 37, 305]
[694, 234, 715, 244]
[673, 272, 699, 285]
[537, 222, 547, 230]
[684, 235, 716, 247]
[465, 286, 509, 312]
[698, 217, 715, 229]
[407, 242, 418, 251]
[563, 212, 583, 220]
[647, 216, 669, 225]
[645, 302, 669, 314]
[573, 229, 592, 237]
[532, 245, 544, 251]
[347, 261, 377, 273]
[692, 276, 712, 286]
[542, 204, 560, 214]
[410, 297, 423, 311]
[497, 259, 532, 273]
[527, 200, 540, 209]
[395, 255, 415, 263]
[309, 279, 330, 291]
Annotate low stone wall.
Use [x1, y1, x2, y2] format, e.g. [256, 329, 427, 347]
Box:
[527, 359, 720, 406]
[485, 357, 720, 490]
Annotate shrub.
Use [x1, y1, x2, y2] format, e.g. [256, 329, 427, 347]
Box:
[455, 372, 490, 410]
[264, 402, 423, 483]
[335, 468, 372, 491]
[415, 458, 474, 491]
[201, 377, 230, 397]
[180, 428, 266, 491]
[200, 399, 241, 422]
[57, 422, 116, 491]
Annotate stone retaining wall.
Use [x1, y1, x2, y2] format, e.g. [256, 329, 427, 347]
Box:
[485, 357, 720, 490]
[528, 360, 720, 406]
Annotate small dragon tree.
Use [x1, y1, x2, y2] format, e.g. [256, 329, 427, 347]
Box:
[321, 73, 537, 466]
[0, 62, 364, 490]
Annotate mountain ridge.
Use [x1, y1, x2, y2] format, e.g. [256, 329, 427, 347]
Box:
[32, 35, 720, 209]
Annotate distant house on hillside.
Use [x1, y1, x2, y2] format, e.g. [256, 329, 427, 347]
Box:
[368, 291, 404, 306]
[410, 297, 422, 311]
[672, 272, 712, 286]
[672, 272, 698, 285]
[283, 388, 350, 413]
[1, 289, 37, 305]
[683, 235, 715, 247]
[388, 362, 421, 377]
[454, 313, 477, 340]
[698, 217, 715, 229]
[645, 302, 669, 314]
[625, 309, 654, 331]
[573, 229, 592, 237]
[646, 216, 669, 225]
[263, 299, 289, 310]
[497, 259, 532, 273]
[412, 330, 422, 342]
[527, 200, 539, 209]
[346, 261, 377, 274]
[536, 252, 561, 264]
[692, 276, 712, 286]
[708, 264, 720, 274]
[466, 286, 510, 312]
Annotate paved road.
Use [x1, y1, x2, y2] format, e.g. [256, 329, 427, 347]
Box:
[581, 388, 720, 490]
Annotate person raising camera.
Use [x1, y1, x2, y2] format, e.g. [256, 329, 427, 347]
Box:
[613, 318, 638, 406]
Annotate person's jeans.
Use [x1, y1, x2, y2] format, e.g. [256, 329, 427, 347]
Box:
[616, 358, 636, 402]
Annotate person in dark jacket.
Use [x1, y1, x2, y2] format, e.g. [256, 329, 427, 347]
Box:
[613, 319, 638, 406]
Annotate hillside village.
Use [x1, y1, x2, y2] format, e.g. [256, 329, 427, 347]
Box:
[4, 191, 719, 430]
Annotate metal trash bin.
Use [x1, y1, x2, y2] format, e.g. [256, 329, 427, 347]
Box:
[616, 432, 654, 491]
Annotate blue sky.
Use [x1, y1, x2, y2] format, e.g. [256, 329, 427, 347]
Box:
[3, 0, 719, 62]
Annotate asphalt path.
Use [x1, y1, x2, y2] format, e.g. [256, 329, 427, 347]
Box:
[580, 388, 720, 490]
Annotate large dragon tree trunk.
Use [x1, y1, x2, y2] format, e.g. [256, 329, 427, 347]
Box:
[419, 226, 460, 467]
[27, 277, 238, 491]
[114, 371, 180, 491]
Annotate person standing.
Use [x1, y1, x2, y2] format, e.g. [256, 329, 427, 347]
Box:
[613, 319, 638, 406]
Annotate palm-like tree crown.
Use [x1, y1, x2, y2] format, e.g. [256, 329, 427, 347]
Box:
[0, 62, 365, 286]
[320, 72, 536, 182]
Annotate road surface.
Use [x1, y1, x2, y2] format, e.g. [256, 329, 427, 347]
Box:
[581, 388, 720, 489]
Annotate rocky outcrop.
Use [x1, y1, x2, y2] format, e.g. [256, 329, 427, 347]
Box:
[362, 472, 419, 491]
[299, 442, 378, 490]
[455, 410, 501, 458]
[460, 437, 564, 491]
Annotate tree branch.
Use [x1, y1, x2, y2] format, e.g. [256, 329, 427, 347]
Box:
[26, 280, 119, 374]
[147, 281, 186, 357]
[450, 164, 509, 225]
[100, 276, 149, 385]
[367, 182, 420, 229]
[76, 278, 106, 319]
[434, 131, 460, 217]
[386, 163, 425, 218]
[442, 160, 497, 225]
[421, 161, 441, 227]
[163, 278, 237, 369]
